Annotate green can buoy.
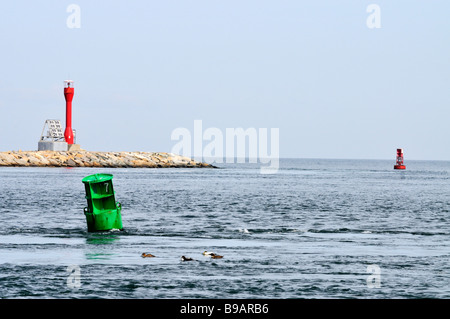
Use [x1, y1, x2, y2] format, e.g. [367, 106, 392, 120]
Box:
[82, 174, 123, 232]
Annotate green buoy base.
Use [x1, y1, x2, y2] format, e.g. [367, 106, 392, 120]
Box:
[84, 205, 123, 232]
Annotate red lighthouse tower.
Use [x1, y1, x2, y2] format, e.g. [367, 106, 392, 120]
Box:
[64, 80, 74, 145]
[394, 148, 406, 170]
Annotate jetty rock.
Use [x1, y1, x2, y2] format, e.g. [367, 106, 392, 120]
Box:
[0, 150, 216, 168]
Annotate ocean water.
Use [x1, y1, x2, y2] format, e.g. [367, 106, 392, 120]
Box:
[0, 159, 449, 299]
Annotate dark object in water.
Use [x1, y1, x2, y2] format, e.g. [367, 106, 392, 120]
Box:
[181, 256, 194, 261]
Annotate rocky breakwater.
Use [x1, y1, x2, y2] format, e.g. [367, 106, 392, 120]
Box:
[0, 151, 216, 168]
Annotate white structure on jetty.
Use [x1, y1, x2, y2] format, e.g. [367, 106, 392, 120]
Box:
[38, 119, 69, 151]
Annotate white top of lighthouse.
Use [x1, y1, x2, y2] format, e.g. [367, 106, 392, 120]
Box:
[64, 80, 74, 88]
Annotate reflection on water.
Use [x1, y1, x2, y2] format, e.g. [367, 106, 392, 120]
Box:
[85, 231, 122, 260]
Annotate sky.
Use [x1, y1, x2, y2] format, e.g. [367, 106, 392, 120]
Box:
[0, 0, 449, 160]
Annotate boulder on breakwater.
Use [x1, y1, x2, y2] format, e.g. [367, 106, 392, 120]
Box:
[0, 150, 216, 168]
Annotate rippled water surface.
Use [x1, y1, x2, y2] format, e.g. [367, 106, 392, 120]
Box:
[0, 159, 449, 298]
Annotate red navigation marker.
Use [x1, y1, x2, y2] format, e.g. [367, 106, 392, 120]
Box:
[394, 148, 406, 170]
[63, 80, 74, 145]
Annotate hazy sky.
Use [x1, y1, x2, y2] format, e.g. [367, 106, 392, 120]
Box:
[0, 1, 449, 160]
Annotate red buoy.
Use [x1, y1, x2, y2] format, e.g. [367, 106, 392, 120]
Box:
[64, 80, 74, 145]
[394, 148, 406, 170]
